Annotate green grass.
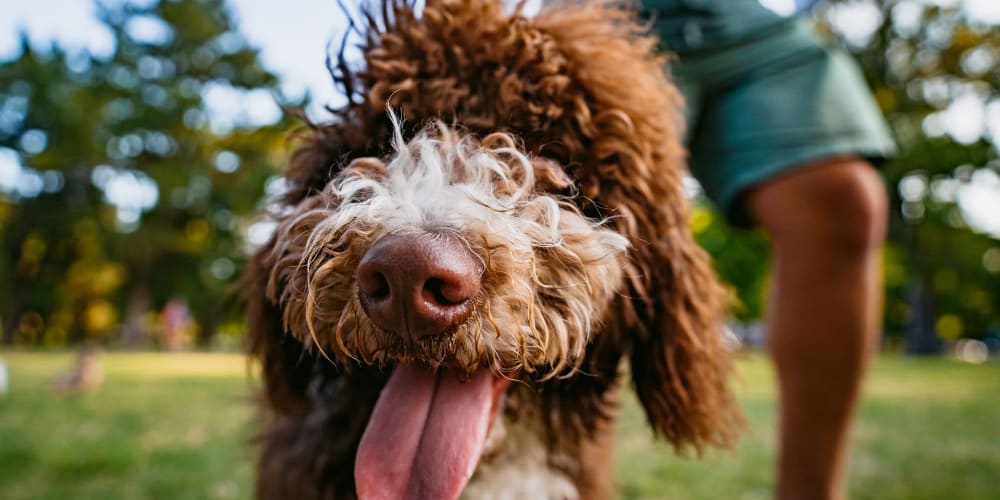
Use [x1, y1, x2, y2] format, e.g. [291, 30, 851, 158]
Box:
[0, 352, 255, 500]
[1, 352, 998, 499]
[614, 355, 1000, 499]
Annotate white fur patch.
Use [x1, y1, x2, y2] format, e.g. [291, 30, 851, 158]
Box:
[461, 397, 579, 500]
[273, 116, 630, 377]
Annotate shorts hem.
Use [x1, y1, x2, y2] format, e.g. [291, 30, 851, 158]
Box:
[711, 139, 896, 227]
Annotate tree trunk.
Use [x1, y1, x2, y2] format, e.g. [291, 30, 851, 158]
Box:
[118, 282, 152, 348]
[1, 218, 26, 346]
[1, 280, 18, 345]
[904, 280, 942, 355]
[197, 312, 218, 349]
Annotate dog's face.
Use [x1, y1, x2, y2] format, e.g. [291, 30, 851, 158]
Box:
[262, 122, 629, 498]
[270, 121, 629, 375]
[267, 123, 628, 376]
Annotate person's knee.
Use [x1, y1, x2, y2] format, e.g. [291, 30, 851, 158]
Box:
[813, 160, 888, 253]
[749, 157, 888, 256]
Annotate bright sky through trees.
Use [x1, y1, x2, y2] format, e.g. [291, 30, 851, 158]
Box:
[0, 0, 998, 238]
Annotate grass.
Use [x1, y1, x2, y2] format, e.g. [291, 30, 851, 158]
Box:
[0, 351, 998, 499]
[0, 353, 254, 500]
[614, 355, 1000, 499]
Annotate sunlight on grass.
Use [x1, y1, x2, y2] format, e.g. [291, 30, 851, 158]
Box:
[614, 356, 1000, 500]
[103, 352, 255, 378]
[0, 351, 997, 499]
[0, 351, 257, 500]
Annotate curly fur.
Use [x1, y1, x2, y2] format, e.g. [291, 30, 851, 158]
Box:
[245, 1, 742, 498]
[267, 122, 628, 379]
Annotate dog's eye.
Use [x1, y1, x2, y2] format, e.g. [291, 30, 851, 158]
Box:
[347, 186, 375, 203]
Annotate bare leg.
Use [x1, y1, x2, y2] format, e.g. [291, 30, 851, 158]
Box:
[746, 157, 888, 500]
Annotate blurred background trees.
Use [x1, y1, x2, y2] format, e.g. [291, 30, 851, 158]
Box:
[0, 0, 291, 347]
[0, 0, 997, 353]
[831, 0, 1000, 353]
[693, 0, 1000, 354]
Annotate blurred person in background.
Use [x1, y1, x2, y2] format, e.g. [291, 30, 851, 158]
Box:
[642, 0, 896, 498]
[52, 343, 103, 394]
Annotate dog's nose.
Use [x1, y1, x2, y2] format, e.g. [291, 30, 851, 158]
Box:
[357, 232, 482, 340]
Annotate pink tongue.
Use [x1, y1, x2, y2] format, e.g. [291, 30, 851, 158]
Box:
[355, 365, 500, 500]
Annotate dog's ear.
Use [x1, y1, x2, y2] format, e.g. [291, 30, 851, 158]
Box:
[246, 224, 389, 498]
[280, 121, 386, 207]
[530, 3, 743, 452]
[624, 232, 742, 452]
[244, 242, 313, 415]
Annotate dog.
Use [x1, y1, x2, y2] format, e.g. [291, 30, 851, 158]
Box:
[245, 1, 740, 498]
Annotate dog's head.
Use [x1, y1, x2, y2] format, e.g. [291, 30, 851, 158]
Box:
[264, 120, 629, 497]
[246, 1, 741, 498]
[269, 120, 628, 376]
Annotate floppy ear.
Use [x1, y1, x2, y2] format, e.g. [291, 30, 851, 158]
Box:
[531, 2, 742, 452]
[244, 238, 313, 415]
[245, 219, 390, 499]
[244, 121, 366, 414]
[625, 228, 741, 451]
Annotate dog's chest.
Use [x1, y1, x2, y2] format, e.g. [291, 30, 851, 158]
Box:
[459, 398, 579, 500]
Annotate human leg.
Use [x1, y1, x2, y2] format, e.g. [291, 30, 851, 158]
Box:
[746, 156, 887, 500]
[668, 18, 895, 497]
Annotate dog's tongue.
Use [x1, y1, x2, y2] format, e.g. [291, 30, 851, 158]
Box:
[355, 365, 504, 500]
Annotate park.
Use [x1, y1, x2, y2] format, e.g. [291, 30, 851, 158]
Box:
[1, 0, 998, 498]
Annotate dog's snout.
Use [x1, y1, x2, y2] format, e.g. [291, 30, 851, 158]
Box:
[357, 232, 482, 339]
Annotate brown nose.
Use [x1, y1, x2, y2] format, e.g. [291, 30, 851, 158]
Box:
[356, 232, 482, 340]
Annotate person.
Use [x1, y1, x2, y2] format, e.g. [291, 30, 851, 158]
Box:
[52, 343, 103, 394]
[641, 1, 895, 499]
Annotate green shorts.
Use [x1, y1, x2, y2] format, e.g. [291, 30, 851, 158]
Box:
[669, 20, 896, 226]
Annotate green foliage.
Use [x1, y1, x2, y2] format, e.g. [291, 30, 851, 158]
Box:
[0, 0, 293, 345]
[817, 0, 1000, 343]
[689, 205, 771, 321]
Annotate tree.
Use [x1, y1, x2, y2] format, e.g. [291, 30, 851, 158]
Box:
[815, 0, 999, 350]
[0, 0, 291, 346]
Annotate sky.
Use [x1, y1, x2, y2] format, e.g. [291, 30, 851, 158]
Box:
[2, 0, 999, 114]
[0, 0, 348, 119]
[0, 0, 998, 238]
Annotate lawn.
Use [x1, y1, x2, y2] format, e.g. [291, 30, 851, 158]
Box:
[0, 351, 997, 499]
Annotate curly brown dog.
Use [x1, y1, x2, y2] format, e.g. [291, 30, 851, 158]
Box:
[245, 1, 741, 498]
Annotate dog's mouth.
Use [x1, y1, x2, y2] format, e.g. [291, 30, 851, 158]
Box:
[355, 364, 512, 500]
